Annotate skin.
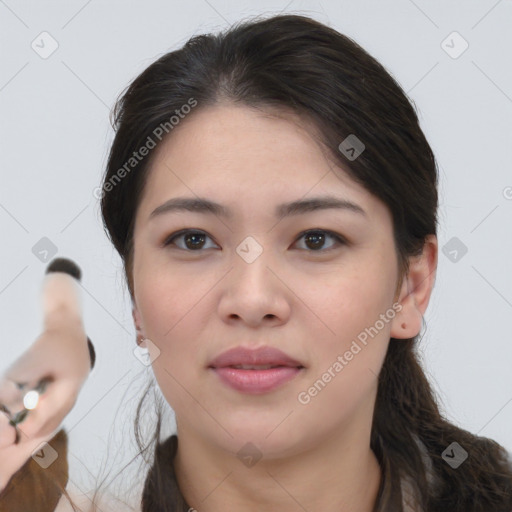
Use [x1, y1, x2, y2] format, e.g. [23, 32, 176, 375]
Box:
[0, 274, 90, 493]
[131, 103, 437, 512]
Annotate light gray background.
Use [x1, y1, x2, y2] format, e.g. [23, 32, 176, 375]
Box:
[1, 0, 511, 502]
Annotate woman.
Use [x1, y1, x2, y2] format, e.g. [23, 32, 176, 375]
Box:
[1, 13, 511, 512]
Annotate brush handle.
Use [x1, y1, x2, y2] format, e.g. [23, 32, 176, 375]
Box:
[42, 258, 95, 370]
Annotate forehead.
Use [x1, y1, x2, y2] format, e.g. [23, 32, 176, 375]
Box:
[151, 103, 331, 172]
[136, 103, 389, 225]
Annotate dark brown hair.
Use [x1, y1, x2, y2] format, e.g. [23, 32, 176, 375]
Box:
[74, 13, 512, 511]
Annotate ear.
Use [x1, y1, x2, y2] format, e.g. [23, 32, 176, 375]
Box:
[390, 234, 438, 339]
[132, 304, 147, 348]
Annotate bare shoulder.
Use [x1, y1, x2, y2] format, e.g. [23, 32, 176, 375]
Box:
[54, 489, 140, 512]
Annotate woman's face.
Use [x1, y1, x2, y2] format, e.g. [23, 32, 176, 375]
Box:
[131, 103, 404, 457]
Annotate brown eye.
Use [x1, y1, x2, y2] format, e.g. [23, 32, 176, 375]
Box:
[294, 229, 347, 252]
[162, 228, 347, 253]
[163, 230, 217, 251]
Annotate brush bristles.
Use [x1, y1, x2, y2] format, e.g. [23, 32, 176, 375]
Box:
[45, 258, 82, 281]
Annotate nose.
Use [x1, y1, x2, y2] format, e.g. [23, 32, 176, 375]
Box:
[217, 240, 291, 328]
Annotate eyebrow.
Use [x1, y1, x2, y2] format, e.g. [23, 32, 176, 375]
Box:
[149, 195, 367, 222]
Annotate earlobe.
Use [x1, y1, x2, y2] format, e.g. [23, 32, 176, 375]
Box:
[390, 235, 438, 340]
[132, 306, 147, 347]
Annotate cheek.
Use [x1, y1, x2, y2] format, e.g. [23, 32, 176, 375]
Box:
[305, 254, 397, 402]
[136, 264, 203, 339]
[135, 269, 212, 399]
[321, 259, 396, 341]
[295, 276, 394, 426]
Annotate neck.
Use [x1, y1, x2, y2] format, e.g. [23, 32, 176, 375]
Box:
[173, 420, 382, 512]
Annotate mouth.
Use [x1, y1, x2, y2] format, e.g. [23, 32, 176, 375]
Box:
[208, 345, 304, 369]
[210, 366, 304, 394]
[208, 345, 305, 394]
[225, 364, 304, 370]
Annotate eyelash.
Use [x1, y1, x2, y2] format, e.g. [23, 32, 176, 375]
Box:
[162, 228, 348, 253]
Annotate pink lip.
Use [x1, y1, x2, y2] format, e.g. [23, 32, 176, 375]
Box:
[209, 346, 304, 368]
[212, 367, 302, 394]
[208, 346, 305, 394]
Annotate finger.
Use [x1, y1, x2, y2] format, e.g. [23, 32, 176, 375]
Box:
[0, 377, 21, 408]
[0, 377, 54, 441]
[0, 411, 16, 449]
[0, 378, 25, 449]
[12, 379, 76, 441]
[0, 425, 64, 492]
[2, 353, 55, 388]
[31, 379, 78, 439]
[0, 375, 51, 413]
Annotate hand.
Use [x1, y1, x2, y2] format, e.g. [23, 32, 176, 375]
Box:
[0, 258, 93, 493]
